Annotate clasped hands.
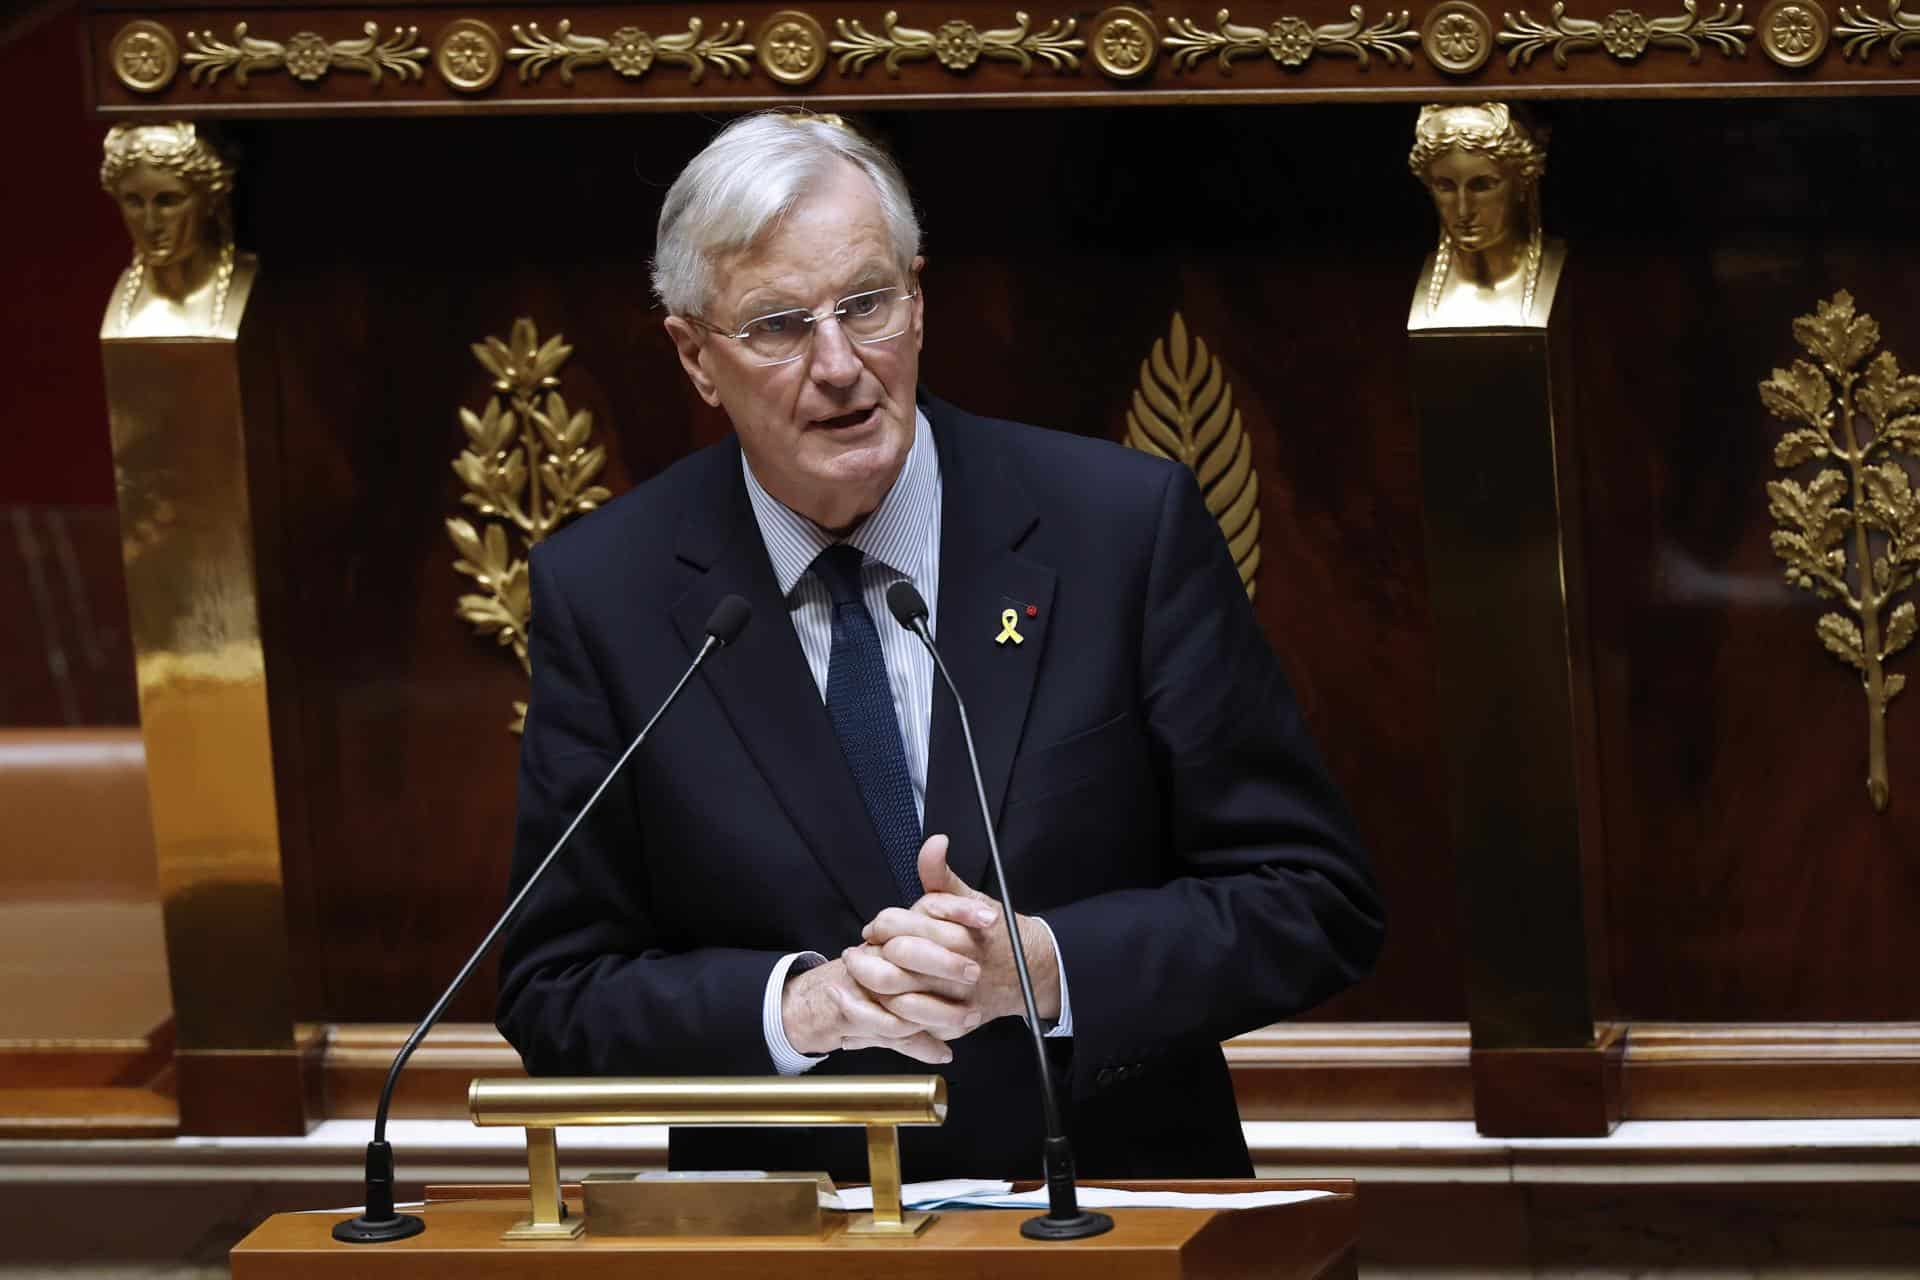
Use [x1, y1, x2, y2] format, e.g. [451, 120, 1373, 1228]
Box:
[780, 834, 1060, 1064]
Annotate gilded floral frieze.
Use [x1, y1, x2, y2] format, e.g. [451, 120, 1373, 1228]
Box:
[1497, 0, 1753, 64]
[1835, 0, 1920, 59]
[182, 21, 429, 86]
[828, 10, 1085, 75]
[506, 18, 753, 83]
[104, 0, 1920, 98]
[1163, 5, 1420, 70]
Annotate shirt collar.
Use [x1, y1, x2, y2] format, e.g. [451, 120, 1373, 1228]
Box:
[742, 407, 936, 598]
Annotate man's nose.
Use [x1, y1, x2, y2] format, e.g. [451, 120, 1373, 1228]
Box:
[808, 315, 863, 387]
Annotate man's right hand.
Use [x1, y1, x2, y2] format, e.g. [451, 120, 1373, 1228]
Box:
[779, 956, 969, 1064]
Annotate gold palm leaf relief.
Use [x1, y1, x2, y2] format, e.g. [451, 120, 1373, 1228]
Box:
[1124, 311, 1263, 598]
[1760, 289, 1920, 812]
[447, 316, 613, 734]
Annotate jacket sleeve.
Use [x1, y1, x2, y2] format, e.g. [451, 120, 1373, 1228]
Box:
[1039, 464, 1386, 1098]
[494, 542, 784, 1077]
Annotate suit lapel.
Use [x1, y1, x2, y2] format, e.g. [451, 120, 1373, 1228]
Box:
[670, 453, 900, 927]
[921, 399, 1056, 894]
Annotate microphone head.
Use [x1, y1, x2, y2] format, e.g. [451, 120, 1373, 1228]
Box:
[886, 580, 930, 630]
[704, 595, 752, 646]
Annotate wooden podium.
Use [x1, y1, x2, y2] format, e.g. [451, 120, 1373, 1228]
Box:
[231, 1180, 1357, 1278]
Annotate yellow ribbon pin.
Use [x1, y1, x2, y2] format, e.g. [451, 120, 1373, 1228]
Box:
[995, 608, 1025, 646]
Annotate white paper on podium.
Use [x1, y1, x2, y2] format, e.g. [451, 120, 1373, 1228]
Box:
[830, 1181, 1331, 1212]
[827, 1179, 1009, 1211]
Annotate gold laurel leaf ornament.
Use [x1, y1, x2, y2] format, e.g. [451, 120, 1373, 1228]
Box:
[1124, 312, 1263, 598]
[1760, 290, 1920, 812]
[448, 318, 614, 733]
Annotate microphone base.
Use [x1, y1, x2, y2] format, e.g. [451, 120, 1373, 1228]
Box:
[332, 1212, 425, 1243]
[1020, 1209, 1114, 1240]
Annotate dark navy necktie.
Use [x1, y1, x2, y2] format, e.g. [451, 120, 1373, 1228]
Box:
[813, 543, 923, 904]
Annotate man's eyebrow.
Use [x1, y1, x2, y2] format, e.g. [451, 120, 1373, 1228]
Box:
[734, 264, 898, 317]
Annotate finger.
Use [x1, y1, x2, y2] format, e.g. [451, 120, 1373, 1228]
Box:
[843, 944, 972, 998]
[881, 990, 985, 1036]
[862, 904, 985, 948]
[842, 1031, 954, 1065]
[826, 980, 933, 1042]
[915, 833, 952, 895]
[842, 944, 920, 996]
[917, 835, 995, 909]
[909, 892, 999, 932]
[880, 934, 982, 985]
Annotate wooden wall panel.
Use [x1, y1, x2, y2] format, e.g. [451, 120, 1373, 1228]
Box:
[1562, 99, 1920, 1019]
[239, 105, 1460, 1024]
[238, 96, 1920, 1032]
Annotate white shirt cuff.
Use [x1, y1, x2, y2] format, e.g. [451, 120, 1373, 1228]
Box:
[1032, 916, 1073, 1038]
[764, 951, 831, 1074]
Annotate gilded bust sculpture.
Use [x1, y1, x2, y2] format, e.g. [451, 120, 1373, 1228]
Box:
[99, 123, 257, 339]
[1407, 103, 1565, 331]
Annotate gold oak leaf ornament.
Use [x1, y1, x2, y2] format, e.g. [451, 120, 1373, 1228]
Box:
[447, 318, 613, 733]
[1124, 312, 1263, 598]
[1761, 290, 1920, 812]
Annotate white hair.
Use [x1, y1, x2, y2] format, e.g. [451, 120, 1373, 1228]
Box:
[651, 111, 921, 318]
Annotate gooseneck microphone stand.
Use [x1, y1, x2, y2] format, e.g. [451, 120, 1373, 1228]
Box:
[885, 581, 1113, 1241]
[333, 595, 752, 1243]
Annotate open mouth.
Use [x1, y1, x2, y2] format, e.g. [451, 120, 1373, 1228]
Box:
[813, 407, 875, 431]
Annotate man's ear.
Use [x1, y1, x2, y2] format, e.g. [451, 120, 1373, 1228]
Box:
[664, 315, 722, 407]
[909, 255, 926, 352]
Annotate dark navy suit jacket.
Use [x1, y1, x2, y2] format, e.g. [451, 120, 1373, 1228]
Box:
[495, 392, 1384, 1181]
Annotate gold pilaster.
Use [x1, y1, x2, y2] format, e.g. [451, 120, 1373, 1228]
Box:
[100, 123, 308, 1136]
[1407, 102, 1616, 1137]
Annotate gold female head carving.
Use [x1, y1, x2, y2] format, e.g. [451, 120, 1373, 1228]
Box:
[1410, 103, 1547, 258]
[1407, 103, 1547, 188]
[100, 123, 235, 269]
[1409, 103, 1555, 323]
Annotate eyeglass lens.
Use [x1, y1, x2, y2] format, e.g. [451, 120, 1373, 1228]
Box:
[739, 288, 911, 363]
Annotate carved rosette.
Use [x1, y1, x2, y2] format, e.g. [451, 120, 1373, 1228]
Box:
[436, 18, 505, 90]
[1498, 0, 1754, 63]
[507, 18, 753, 84]
[829, 10, 1085, 75]
[759, 10, 829, 82]
[1091, 5, 1162, 76]
[1163, 6, 1420, 72]
[183, 22, 429, 86]
[1835, 0, 1920, 59]
[1759, 0, 1831, 61]
[1422, 0, 1496, 69]
[110, 20, 180, 93]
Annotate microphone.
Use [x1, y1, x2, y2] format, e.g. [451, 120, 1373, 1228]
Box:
[884, 581, 1112, 1241]
[334, 594, 752, 1243]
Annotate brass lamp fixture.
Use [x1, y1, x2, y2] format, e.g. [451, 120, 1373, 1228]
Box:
[467, 1075, 949, 1240]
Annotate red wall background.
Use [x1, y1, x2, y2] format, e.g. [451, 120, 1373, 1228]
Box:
[4, 6, 126, 507]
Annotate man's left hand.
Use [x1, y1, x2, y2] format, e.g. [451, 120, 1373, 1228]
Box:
[842, 834, 1061, 1036]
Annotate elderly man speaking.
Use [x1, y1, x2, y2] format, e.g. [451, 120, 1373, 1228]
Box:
[495, 110, 1384, 1182]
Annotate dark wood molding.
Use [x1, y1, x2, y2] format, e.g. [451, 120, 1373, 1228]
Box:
[0, 1085, 178, 1139]
[174, 1030, 325, 1136]
[1228, 1023, 1474, 1120]
[322, 1022, 524, 1119]
[319, 1020, 1920, 1124]
[84, 1, 1920, 121]
[1626, 1023, 1920, 1119]
[1471, 1023, 1626, 1137]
